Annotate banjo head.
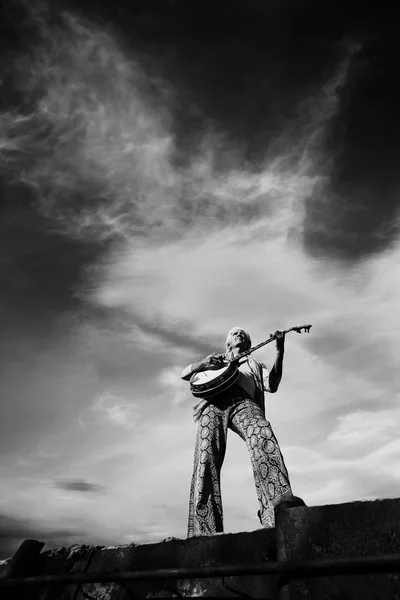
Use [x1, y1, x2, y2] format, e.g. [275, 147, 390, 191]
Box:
[190, 364, 229, 384]
[190, 362, 238, 397]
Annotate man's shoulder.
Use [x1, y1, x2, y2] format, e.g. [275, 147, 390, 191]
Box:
[250, 358, 268, 371]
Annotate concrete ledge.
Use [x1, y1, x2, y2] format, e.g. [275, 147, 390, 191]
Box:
[1, 498, 400, 598]
[276, 498, 400, 600]
[33, 527, 277, 598]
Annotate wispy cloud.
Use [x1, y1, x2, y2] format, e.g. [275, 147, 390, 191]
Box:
[0, 512, 92, 560]
[327, 407, 400, 446]
[157, 366, 188, 406]
[0, 5, 177, 243]
[91, 392, 140, 430]
[0, 4, 361, 250]
[53, 479, 105, 493]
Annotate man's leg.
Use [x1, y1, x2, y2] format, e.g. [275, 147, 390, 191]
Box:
[230, 400, 292, 528]
[187, 403, 228, 537]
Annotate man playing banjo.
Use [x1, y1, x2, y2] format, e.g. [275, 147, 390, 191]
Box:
[181, 326, 306, 537]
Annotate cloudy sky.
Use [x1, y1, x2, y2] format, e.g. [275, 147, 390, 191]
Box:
[0, 0, 399, 559]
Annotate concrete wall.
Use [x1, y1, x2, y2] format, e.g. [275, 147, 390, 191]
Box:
[276, 498, 400, 600]
[1, 498, 400, 599]
[0, 528, 278, 599]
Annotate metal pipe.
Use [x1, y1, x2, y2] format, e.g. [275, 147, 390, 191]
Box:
[0, 553, 400, 588]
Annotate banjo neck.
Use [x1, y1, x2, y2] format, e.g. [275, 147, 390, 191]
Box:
[190, 324, 311, 399]
[226, 324, 312, 364]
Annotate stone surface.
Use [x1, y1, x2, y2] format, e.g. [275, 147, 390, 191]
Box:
[1, 498, 400, 598]
[1, 539, 46, 600]
[35, 528, 277, 599]
[275, 498, 400, 600]
[0, 558, 11, 578]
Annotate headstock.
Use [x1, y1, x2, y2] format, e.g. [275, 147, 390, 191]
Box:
[292, 324, 312, 334]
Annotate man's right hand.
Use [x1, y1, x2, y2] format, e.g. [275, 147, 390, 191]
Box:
[193, 353, 226, 373]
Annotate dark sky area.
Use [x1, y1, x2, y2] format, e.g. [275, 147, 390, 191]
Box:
[0, 2, 399, 282]
[0, 0, 399, 558]
[1, 1, 399, 294]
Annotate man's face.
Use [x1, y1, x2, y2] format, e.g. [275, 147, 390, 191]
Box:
[229, 329, 247, 350]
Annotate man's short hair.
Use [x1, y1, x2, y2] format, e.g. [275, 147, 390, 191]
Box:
[225, 327, 252, 351]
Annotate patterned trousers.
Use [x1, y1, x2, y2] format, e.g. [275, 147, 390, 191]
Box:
[187, 388, 292, 537]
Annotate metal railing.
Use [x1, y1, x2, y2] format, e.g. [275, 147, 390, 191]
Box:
[1, 552, 400, 588]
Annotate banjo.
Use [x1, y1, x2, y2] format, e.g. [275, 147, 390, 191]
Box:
[189, 324, 312, 399]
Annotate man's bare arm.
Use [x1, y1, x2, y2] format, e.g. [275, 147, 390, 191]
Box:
[267, 348, 284, 393]
[266, 330, 285, 393]
[181, 353, 225, 381]
[181, 364, 195, 381]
